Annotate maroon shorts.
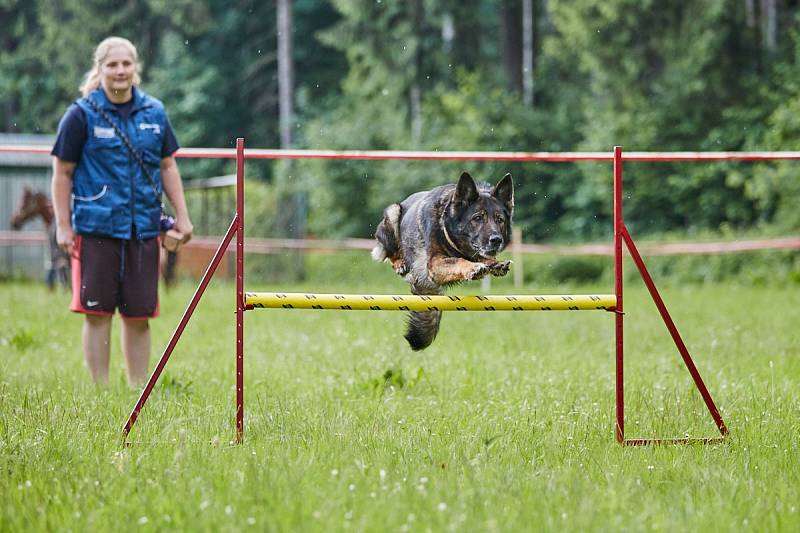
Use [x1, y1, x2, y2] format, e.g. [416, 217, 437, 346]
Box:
[70, 235, 160, 319]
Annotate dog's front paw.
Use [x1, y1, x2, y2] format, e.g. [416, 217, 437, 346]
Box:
[467, 262, 490, 281]
[488, 260, 512, 277]
[392, 258, 409, 276]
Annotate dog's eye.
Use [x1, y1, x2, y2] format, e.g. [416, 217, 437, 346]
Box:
[495, 214, 505, 224]
[472, 213, 486, 223]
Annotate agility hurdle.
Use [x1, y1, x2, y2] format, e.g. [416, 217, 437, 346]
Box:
[120, 140, 729, 446]
[245, 293, 616, 311]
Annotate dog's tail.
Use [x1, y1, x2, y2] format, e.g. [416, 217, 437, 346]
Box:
[372, 204, 402, 262]
[371, 244, 387, 262]
[405, 310, 442, 351]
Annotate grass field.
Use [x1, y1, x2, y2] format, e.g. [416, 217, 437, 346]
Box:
[1, 259, 799, 531]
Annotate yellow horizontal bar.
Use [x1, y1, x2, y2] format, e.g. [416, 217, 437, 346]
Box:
[245, 292, 616, 312]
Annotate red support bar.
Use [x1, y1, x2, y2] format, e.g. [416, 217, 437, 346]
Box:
[613, 146, 625, 443]
[122, 216, 240, 442]
[235, 138, 245, 443]
[178, 148, 611, 161]
[174, 148, 800, 162]
[621, 226, 729, 438]
[5, 144, 800, 162]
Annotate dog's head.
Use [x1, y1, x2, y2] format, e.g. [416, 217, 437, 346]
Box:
[444, 172, 514, 259]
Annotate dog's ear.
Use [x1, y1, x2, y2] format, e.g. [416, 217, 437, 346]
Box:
[453, 172, 479, 211]
[492, 173, 514, 212]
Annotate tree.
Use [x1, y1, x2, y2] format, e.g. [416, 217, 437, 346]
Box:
[546, 0, 766, 233]
[277, 0, 294, 149]
[500, 0, 522, 92]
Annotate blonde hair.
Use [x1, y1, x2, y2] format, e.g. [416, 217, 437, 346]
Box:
[79, 36, 141, 97]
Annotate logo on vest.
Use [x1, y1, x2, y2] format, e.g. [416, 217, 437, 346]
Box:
[139, 123, 161, 134]
[93, 126, 115, 139]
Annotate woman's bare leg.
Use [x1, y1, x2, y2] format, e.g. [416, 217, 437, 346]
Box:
[121, 318, 150, 388]
[83, 314, 112, 384]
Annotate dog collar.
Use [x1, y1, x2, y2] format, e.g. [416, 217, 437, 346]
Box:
[442, 222, 460, 252]
[439, 204, 462, 255]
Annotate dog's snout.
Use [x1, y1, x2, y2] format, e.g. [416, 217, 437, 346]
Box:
[489, 235, 502, 248]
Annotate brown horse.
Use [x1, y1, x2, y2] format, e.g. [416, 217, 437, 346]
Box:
[10, 187, 70, 289]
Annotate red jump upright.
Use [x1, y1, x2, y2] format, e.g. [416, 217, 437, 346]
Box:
[612, 146, 728, 445]
[235, 138, 245, 443]
[121, 138, 246, 444]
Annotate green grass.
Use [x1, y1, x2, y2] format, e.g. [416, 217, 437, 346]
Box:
[1, 267, 799, 531]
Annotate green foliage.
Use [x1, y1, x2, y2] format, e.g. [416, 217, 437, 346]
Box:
[515, 246, 800, 287]
[546, 1, 768, 236]
[0, 0, 213, 131]
[295, 0, 800, 242]
[9, 328, 35, 351]
[364, 367, 426, 396]
[158, 374, 194, 398]
[240, 179, 308, 282]
[640, 249, 800, 286]
[547, 256, 607, 284]
[147, 31, 223, 178]
[739, 24, 800, 232]
[2, 0, 800, 242]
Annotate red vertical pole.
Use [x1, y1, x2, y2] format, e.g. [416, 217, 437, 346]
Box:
[122, 217, 238, 442]
[613, 146, 624, 443]
[235, 138, 245, 443]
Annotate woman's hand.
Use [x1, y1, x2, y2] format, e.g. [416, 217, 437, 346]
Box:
[174, 214, 193, 244]
[56, 224, 76, 256]
[51, 157, 76, 255]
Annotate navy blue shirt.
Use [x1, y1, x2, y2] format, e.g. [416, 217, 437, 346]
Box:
[52, 98, 179, 163]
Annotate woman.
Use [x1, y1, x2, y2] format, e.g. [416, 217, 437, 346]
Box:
[51, 36, 193, 387]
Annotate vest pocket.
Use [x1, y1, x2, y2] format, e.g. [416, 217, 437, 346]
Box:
[73, 202, 113, 236]
[73, 184, 108, 202]
[89, 137, 124, 154]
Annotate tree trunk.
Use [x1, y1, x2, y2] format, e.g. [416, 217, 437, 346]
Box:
[761, 0, 776, 52]
[277, 0, 294, 148]
[450, 2, 481, 70]
[745, 0, 755, 28]
[522, 0, 534, 106]
[410, 0, 423, 143]
[277, 0, 305, 280]
[441, 11, 455, 53]
[500, 0, 522, 92]
[4, 99, 17, 132]
[410, 85, 422, 144]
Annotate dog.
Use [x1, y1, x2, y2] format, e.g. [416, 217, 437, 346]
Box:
[372, 172, 514, 350]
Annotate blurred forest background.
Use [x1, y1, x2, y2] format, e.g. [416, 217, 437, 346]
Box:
[1, 0, 799, 245]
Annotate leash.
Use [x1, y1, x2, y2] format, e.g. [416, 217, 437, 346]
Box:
[82, 97, 163, 207]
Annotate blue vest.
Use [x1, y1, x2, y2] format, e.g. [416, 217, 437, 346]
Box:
[71, 87, 168, 240]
